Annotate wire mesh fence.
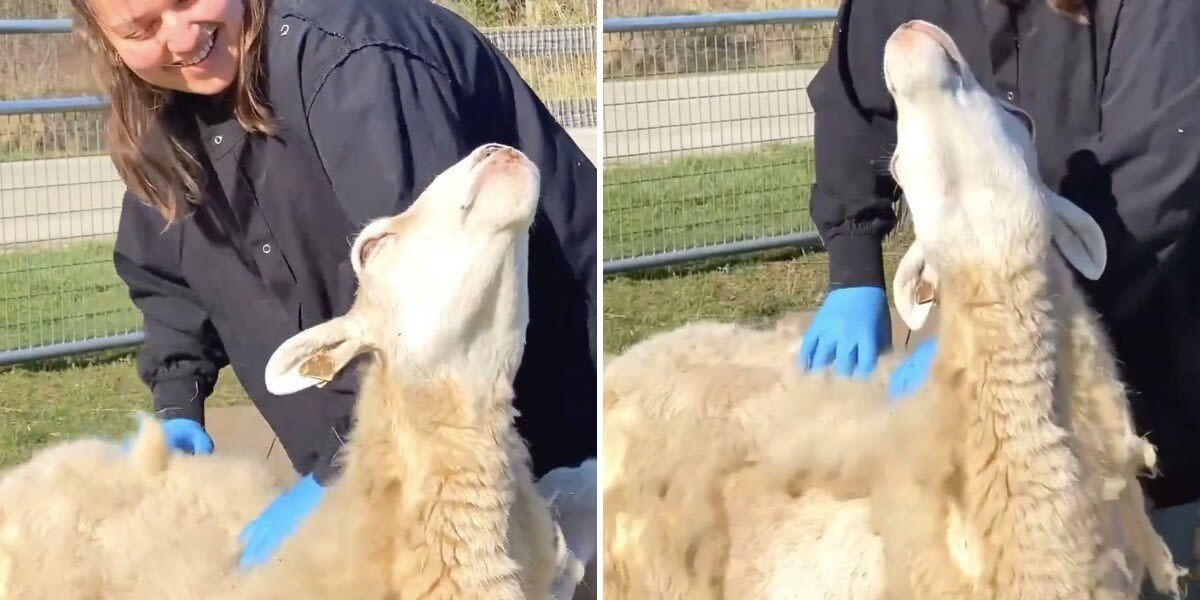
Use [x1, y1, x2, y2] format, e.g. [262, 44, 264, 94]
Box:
[487, 24, 597, 128]
[601, 9, 836, 272]
[0, 18, 596, 365]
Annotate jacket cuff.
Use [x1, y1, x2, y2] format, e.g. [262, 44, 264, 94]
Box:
[825, 234, 886, 290]
[309, 445, 345, 487]
[150, 378, 207, 426]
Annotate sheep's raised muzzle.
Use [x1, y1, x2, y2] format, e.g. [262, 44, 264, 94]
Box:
[472, 144, 539, 223]
[882, 19, 968, 95]
[893, 20, 964, 62]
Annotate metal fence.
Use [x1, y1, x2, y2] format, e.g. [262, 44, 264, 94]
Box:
[601, 9, 837, 274]
[0, 18, 595, 365]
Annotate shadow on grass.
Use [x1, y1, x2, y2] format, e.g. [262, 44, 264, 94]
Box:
[604, 243, 829, 283]
[0, 346, 139, 375]
[603, 224, 915, 286]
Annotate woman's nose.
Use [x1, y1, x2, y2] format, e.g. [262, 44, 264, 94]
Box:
[159, 12, 199, 55]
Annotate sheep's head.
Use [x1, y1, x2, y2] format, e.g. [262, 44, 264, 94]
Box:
[262, 143, 539, 395]
[883, 20, 1107, 330]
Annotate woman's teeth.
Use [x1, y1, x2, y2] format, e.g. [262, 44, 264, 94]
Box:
[174, 24, 217, 68]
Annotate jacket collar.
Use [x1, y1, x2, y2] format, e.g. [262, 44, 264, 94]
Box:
[960, 0, 1124, 103]
[187, 91, 248, 162]
[1091, 0, 1124, 102]
[173, 91, 251, 212]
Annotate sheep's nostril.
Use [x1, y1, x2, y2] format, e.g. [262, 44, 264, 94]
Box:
[497, 147, 522, 163]
[478, 144, 506, 161]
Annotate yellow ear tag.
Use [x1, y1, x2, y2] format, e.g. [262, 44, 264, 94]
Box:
[298, 351, 336, 388]
[915, 280, 936, 305]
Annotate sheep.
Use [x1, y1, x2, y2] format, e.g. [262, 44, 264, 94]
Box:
[601, 20, 1186, 600]
[0, 143, 589, 600]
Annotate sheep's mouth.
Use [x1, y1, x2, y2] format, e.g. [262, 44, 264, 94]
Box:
[166, 23, 218, 68]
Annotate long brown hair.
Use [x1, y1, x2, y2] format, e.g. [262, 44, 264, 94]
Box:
[70, 0, 275, 226]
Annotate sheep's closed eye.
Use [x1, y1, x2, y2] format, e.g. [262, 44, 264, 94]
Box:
[358, 233, 390, 267]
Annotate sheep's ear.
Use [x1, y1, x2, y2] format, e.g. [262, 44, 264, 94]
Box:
[1046, 191, 1107, 281]
[264, 315, 371, 396]
[892, 241, 937, 331]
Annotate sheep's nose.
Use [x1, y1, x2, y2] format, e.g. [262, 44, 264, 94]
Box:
[476, 143, 509, 162]
[475, 143, 525, 166]
[899, 20, 942, 38]
[897, 20, 959, 57]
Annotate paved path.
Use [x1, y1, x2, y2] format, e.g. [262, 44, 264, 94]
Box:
[0, 155, 125, 250]
[0, 127, 598, 251]
[603, 68, 819, 163]
[1, 64, 822, 249]
[568, 126, 597, 165]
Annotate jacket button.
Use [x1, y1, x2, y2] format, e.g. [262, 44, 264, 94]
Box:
[262, 243, 272, 254]
[280, 24, 290, 36]
[214, 134, 223, 145]
[1005, 91, 1015, 101]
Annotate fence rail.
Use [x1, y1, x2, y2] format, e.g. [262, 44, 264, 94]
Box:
[0, 18, 71, 34]
[601, 9, 837, 274]
[0, 17, 597, 365]
[2, 9, 849, 365]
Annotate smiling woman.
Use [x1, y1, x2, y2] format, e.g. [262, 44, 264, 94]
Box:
[84, 0, 245, 92]
[61, 0, 598, 575]
[69, 0, 271, 225]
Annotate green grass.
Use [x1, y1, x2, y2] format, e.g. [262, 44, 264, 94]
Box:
[0, 144, 817, 354]
[0, 241, 252, 469]
[602, 230, 913, 355]
[603, 142, 815, 261]
[0, 142, 852, 471]
[0, 349, 249, 468]
[0, 240, 138, 350]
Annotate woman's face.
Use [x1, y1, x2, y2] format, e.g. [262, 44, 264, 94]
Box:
[87, 0, 244, 95]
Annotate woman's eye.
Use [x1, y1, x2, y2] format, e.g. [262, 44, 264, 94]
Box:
[120, 20, 159, 41]
[119, 27, 148, 40]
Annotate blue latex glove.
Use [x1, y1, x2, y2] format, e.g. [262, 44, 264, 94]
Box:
[160, 418, 214, 454]
[797, 286, 891, 379]
[887, 337, 938, 403]
[119, 417, 213, 456]
[238, 473, 326, 569]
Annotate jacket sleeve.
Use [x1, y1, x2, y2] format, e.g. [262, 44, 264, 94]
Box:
[466, 35, 599, 473]
[1065, 1, 1200, 318]
[465, 37, 599, 364]
[299, 46, 477, 484]
[112, 191, 228, 427]
[807, 0, 903, 290]
[303, 42, 598, 478]
[304, 44, 596, 362]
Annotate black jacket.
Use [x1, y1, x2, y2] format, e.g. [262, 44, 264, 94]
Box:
[112, 0, 597, 484]
[809, 0, 1200, 507]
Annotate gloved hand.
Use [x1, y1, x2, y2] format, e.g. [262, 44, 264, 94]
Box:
[887, 337, 938, 403]
[535, 459, 598, 599]
[160, 418, 215, 454]
[238, 473, 326, 569]
[535, 459, 598, 566]
[119, 417, 213, 456]
[797, 286, 891, 379]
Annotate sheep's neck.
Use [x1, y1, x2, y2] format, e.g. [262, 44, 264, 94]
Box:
[934, 255, 1100, 598]
[341, 363, 524, 598]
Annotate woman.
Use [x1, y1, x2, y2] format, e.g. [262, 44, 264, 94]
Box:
[797, 0, 1200, 594]
[71, 0, 597, 568]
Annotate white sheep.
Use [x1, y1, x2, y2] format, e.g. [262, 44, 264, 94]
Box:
[602, 20, 1185, 600]
[0, 143, 590, 600]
